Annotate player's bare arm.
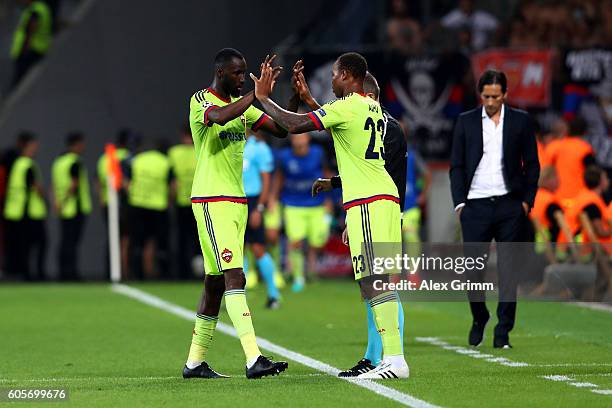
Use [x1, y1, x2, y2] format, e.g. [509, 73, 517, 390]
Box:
[206, 91, 256, 126]
[251, 62, 318, 134]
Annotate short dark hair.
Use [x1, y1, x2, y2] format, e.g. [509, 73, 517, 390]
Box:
[337, 52, 367, 81]
[569, 116, 587, 136]
[214, 48, 244, 69]
[584, 165, 602, 189]
[478, 69, 507, 93]
[66, 131, 84, 146]
[17, 131, 36, 147]
[363, 72, 380, 100]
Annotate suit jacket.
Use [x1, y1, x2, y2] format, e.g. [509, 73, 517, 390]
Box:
[449, 105, 540, 208]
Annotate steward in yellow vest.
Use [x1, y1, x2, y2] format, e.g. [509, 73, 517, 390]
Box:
[51, 132, 90, 281]
[126, 140, 172, 279]
[3, 133, 48, 280]
[168, 126, 197, 279]
[10, 0, 52, 87]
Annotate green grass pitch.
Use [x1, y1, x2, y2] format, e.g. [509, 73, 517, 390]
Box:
[1, 281, 611, 407]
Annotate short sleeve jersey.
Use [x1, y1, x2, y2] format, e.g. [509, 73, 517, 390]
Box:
[189, 88, 269, 202]
[278, 144, 326, 207]
[309, 93, 398, 209]
[242, 136, 274, 197]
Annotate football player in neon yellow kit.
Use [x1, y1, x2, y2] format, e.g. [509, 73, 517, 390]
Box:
[251, 53, 408, 379]
[184, 49, 299, 379]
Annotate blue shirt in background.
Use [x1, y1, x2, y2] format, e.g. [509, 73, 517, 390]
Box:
[243, 136, 273, 197]
[278, 144, 326, 207]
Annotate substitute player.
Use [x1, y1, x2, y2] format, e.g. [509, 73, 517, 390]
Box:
[311, 72, 407, 377]
[183, 49, 296, 379]
[251, 53, 409, 379]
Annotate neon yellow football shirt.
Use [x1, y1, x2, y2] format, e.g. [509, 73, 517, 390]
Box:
[309, 93, 399, 209]
[189, 88, 269, 203]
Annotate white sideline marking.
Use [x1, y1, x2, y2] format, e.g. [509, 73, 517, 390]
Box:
[592, 390, 612, 395]
[541, 375, 612, 396]
[415, 337, 529, 367]
[569, 382, 598, 388]
[572, 302, 612, 313]
[543, 375, 572, 382]
[418, 339, 611, 397]
[111, 284, 440, 408]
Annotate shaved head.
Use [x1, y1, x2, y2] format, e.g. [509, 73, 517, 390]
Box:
[363, 72, 380, 101]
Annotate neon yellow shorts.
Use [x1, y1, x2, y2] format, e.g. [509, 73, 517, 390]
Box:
[192, 201, 247, 275]
[345, 199, 402, 280]
[264, 203, 282, 230]
[284, 205, 330, 248]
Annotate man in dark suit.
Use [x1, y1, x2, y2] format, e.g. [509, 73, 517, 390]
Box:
[450, 70, 539, 349]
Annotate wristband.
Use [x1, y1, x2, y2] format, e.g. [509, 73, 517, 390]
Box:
[331, 176, 342, 189]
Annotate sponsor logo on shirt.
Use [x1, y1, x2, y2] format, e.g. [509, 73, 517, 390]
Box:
[219, 131, 246, 142]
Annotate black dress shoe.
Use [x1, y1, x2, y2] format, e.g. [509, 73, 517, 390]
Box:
[493, 337, 512, 349]
[468, 317, 489, 347]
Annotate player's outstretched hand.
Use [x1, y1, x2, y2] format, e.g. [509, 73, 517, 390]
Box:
[311, 178, 332, 197]
[291, 60, 313, 102]
[250, 54, 283, 100]
[342, 227, 349, 246]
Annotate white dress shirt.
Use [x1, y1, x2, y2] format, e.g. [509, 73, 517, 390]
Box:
[455, 105, 508, 211]
[468, 104, 509, 198]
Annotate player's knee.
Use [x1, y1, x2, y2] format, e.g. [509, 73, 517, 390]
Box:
[266, 229, 279, 243]
[224, 268, 246, 290]
[252, 244, 266, 258]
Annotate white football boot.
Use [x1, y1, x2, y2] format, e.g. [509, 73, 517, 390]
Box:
[356, 356, 409, 379]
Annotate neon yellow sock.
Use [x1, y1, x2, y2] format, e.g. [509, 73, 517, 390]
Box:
[289, 248, 304, 281]
[224, 289, 261, 362]
[187, 314, 218, 364]
[370, 292, 403, 357]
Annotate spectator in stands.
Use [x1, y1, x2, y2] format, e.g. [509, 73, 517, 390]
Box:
[542, 117, 595, 208]
[387, 0, 424, 55]
[531, 166, 562, 244]
[440, 0, 498, 51]
[565, 166, 611, 244]
[10, 0, 53, 88]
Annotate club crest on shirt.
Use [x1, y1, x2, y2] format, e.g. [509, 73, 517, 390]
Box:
[221, 248, 233, 263]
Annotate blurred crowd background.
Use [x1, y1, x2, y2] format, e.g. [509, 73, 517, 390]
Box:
[0, 0, 611, 293]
